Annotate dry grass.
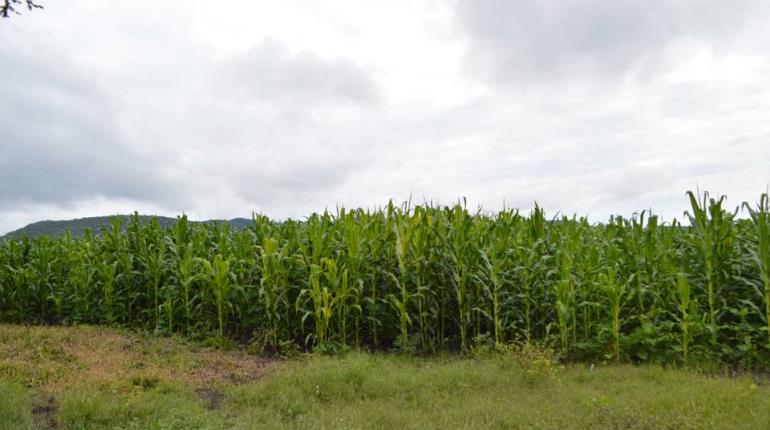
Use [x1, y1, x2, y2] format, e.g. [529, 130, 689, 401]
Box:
[0, 323, 278, 394]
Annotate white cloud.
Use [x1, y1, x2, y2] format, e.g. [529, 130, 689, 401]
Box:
[455, 0, 768, 85]
[1, 0, 770, 234]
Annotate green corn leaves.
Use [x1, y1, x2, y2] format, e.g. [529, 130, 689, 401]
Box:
[1, 192, 770, 367]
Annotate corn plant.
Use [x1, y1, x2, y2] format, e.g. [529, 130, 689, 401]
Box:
[599, 262, 624, 362]
[685, 191, 735, 345]
[676, 273, 694, 363]
[1, 190, 770, 368]
[198, 254, 233, 339]
[391, 209, 416, 349]
[300, 263, 336, 347]
[97, 258, 117, 324]
[744, 193, 770, 347]
[173, 243, 197, 332]
[260, 236, 287, 346]
[447, 201, 474, 350]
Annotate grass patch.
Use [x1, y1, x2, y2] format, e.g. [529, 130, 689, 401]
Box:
[0, 380, 33, 429]
[224, 354, 770, 429]
[1, 324, 769, 429]
[56, 383, 218, 430]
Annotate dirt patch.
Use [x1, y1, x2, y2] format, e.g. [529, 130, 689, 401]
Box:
[195, 387, 225, 410]
[176, 349, 276, 387]
[0, 324, 280, 393]
[32, 397, 58, 429]
[60, 328, 279, 389]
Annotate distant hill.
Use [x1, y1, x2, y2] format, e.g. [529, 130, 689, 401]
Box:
[1, 215, 253, 240]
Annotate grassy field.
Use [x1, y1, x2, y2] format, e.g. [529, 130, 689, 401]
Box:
[1, 324, 769, 429]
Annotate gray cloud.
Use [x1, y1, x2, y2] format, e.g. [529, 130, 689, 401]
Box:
[222, 39, 379, 107]
[1, 0, 769, 234]
[0, 29, 380, 221]
[0, 41, 177, 210]
[455, 0, 768, 86]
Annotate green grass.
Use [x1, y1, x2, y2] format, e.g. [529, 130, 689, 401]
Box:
[224, 354, 770, 430]
[0, 380, 33, 429]
[1, 324, 769, 429]
[55, 384, 215, 430]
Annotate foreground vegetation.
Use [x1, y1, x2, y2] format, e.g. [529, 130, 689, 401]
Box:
[1, 324, 769, 429]
[2, 191, 770, 368]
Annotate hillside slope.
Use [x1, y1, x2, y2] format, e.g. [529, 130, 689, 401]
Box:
[1, 215, 253, 240]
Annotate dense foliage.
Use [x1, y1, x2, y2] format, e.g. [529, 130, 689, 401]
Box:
[2, 191, 770, 367]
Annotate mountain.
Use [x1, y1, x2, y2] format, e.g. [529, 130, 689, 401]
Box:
[1, 215, 253, 240]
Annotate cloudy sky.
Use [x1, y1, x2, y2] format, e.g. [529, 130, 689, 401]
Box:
[2, 0, 769, 234]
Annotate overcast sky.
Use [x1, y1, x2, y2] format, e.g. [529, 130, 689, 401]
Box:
[2, 0, 769, 234]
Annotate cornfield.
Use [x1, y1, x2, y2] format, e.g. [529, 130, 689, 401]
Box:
[2, 191, 770, 367]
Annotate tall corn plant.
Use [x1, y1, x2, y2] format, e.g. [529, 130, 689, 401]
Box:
[300, 263, 336, 347]
[362, 209, 387, 348]
[554, 218, 581, 355]
[446, 201, 474, 350]
[685, 191, 735, 345]
[479, 209, 518, 346]
[260, 236, 287, 346]
[515, 205, 547, 343]
[599, 240, 624, 362]
[326, 257, 357, 346]
[341, 210, 366, 349]
[229, 229, 258, 337]
[143, 240, 167, 330]
[390, 205, 417, 350]
[69, 233, 96, 323]
[744, 193, 770, 347]
[410, 206, 436, 351]
[173, 243, 197, 333]
[97, 258, 118, 324]
[198, 254, 233, 339]
[676, 273, 695, 363]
